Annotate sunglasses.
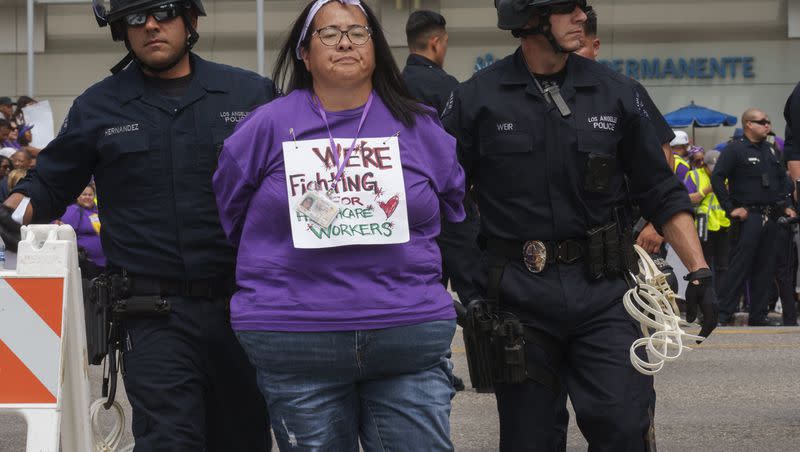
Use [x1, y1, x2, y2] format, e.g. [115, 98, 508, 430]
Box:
[748, 118, 771, 126]
[548, 0, 588, 15]
[124, 3, 183, 27]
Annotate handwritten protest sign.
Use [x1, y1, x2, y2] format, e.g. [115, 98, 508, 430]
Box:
[282, 136, 409, 249]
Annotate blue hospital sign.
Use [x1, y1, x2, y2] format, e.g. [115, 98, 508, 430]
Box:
[598, 56, 755, 81]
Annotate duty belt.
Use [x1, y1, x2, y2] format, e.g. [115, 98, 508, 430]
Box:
[743, 204, 776, 213]
[486, 238, 586, 274]
[126, 274, 236, 299]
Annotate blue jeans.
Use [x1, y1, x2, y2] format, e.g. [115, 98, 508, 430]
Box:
[237, 319, 456, 452]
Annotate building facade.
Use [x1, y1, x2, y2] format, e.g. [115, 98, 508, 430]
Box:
[0, 0, 797, 149]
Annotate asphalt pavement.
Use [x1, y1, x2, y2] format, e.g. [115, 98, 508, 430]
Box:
[3, 326, 800, 451]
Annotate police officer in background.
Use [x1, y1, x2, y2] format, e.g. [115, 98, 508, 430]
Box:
[0, 0, 275, 449]
[442, 0, 717, 450]
[402, 10, 459, 116]
[785, 82, 800, 185]
[402, 9, 484, 305]
[712, 108, 796, 326]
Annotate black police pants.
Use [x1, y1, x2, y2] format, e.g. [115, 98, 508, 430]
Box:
[122, 296, 270, 452]
[774, 225, 798, 325]
[492, 262, 652, 452]
[718, 214, 779, 323]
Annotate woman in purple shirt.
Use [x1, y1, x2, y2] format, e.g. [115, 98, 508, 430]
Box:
[58, 184, 105, 276]
[213, 1, 465, 450]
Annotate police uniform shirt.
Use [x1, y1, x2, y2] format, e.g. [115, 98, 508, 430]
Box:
[711, 136, 792, 214]
[441, 49, 690, 241]
[401, 54, 459, 116]
[631, 79, 674, 146]
[784, 81, 800, 162]
[12, 54, 277, 280]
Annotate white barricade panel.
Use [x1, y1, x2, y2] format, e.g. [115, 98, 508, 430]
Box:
[0, 277, 66, 407]
[0, 225, 93, 452]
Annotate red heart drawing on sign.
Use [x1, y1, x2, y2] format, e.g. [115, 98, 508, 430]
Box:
[378, 195, 400, 219]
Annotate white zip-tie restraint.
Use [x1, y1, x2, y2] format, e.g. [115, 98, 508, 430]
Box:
[91, 398, 134, 452]
[623, 245, 705, 375]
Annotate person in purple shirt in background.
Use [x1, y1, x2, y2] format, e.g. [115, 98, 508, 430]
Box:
[57, 184, 105, 276]
[213, 1, 465, 450]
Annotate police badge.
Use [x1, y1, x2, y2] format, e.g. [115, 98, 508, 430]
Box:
[522, 240, 547, 273]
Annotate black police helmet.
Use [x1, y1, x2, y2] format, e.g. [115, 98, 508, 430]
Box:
[495, 0, 580, 30]
[94, 0, 206, 41]
[106, 0, 205, 23]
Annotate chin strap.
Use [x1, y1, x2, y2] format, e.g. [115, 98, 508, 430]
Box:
[622, 245, 705, 375]
[511, 10, 566, 54]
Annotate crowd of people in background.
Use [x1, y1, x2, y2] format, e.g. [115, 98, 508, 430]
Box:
[0, 95, 106, 273]
[0, 96, 41, 198]
[3, 5, 797, 330]
[672, 116, 798, 327]
[4, 0, 800, 449]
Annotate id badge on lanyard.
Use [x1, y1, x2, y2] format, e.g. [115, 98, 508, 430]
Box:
[294, 93, 374, 228]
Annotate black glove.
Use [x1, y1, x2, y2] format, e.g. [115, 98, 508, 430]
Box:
[684, 268, 717, 343]
[0, 204, 21, 253]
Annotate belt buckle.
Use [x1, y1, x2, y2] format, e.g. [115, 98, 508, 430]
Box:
[523, 240, 547, 273]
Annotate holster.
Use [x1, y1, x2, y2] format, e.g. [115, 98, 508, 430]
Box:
[86, 275, 112, 365]
[461, 251, 564, 393]
[88, 271, 172, 409]
[457, 300, 495, 393]
[490, 315, 527, 385]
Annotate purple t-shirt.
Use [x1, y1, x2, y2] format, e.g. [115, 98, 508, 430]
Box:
[213, 89, 466, 332]
[60, 204, 106, 267]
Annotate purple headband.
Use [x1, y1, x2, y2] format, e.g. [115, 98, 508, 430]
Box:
[687, 145, 705, 155]
[295, 0, 367, 60]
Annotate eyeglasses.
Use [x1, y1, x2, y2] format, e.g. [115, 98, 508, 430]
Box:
[124, 3, 183, 27]
[748, 118, 771, 126]
[312, 25, 372, 47]
[548, 0, 588, 15]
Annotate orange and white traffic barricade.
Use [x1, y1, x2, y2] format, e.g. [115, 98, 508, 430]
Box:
[0, 225, 93, 452]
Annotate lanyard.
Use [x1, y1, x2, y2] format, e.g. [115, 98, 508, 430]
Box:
[316, 92, 374, 189]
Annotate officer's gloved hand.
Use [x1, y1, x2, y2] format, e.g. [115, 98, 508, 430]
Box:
[684, 268, 717, 343]
[453, 299, 468, 327]
[0, 205, 21, 253]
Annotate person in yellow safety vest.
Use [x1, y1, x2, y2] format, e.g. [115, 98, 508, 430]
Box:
[684, 149, 730, 295]
[671, 130, 692, 181]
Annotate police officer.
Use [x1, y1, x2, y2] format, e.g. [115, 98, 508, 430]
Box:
[442, 1, 717, 450]
[0, 0, 275, 449]
[402, 10, 484, 305]
[712, 108, 796, 326]
[402, 10, 458, 116]
[785, 82, 800, 195]
[548, 7, 679, 450]
[782, 82, 800, 325]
